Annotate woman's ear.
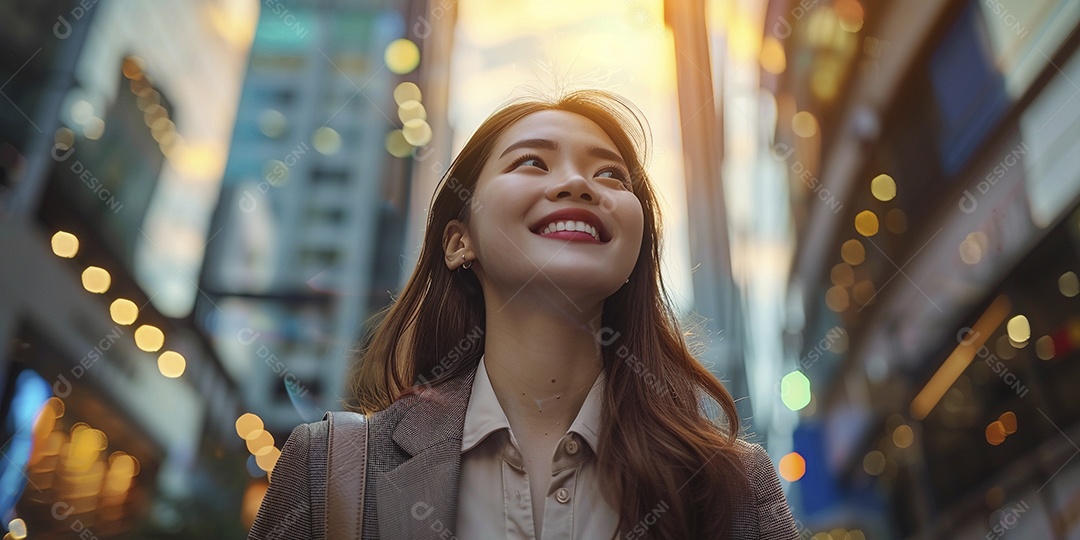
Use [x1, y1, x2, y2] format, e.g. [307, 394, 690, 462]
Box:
[443, 219, 476, 270]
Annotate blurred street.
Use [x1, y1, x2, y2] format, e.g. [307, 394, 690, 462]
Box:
[1, 0, 1079, 538]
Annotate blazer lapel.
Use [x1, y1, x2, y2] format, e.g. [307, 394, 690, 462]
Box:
[377, 370, 475, 540]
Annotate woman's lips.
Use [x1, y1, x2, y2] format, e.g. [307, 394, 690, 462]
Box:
[536, 230, 605, 244]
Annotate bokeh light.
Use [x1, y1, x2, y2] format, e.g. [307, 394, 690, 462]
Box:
[841, 239, 865, 265]
[312, 126, 342, 155]
[854, 210, 879, 237]
[393, 82, 422, 105]
[110, 298, 139, 325]
[235, 413, 263, 440]
[81, 266, 111, 293]
[51, 231, 79, 258]
[760, 36, 786, 75]
[871, 174, 896, 201]
[402, 118, 433, 146]
[157, 351, 186, 378]
[385, 130, 412, 157]
[1006, 315, 1030, 344]
[779, 452, 806, 482]
[134, 325, 165, 352]
[791, 111, 819, 138]
[1059, 271, 1079, 297]
[384, 38, 420, 74]
[781, 371, 812, 411]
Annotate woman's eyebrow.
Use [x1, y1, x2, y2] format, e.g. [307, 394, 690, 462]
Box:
[587, 146, 625, 166]
[499, 138, 559, 158]
[498, 138, 625, 166]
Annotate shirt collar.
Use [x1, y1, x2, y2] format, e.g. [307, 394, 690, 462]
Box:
[461, 355, 605, 453]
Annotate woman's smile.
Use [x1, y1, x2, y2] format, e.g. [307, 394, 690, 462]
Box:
[531, 207, 610, 244]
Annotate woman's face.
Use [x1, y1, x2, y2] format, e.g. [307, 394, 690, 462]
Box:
[448, 110, 645, 305]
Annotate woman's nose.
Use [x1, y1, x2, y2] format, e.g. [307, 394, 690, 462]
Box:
[546, 173, 598, 204]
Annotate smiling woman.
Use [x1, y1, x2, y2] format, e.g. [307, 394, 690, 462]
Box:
[248, 90, 799, 540]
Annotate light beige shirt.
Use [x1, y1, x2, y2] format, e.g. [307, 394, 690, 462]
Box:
[455, 356, 619, 539]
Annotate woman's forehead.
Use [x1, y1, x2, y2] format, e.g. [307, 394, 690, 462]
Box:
[494, 109, 620, 154]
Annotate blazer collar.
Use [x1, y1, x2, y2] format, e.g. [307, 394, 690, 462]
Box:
[377, 366, 477, 540]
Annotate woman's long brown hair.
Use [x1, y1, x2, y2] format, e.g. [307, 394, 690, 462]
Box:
[347, 90, 750, 538]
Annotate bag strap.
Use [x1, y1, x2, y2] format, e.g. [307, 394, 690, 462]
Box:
[324, 411, 369, 540]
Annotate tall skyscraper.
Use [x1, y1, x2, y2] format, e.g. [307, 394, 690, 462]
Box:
[197, 0, 413, 437]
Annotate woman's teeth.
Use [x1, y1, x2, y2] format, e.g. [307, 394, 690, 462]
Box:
[540, 220, 599, 241]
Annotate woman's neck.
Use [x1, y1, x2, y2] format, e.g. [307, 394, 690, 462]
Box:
[481, 295, 604, 440]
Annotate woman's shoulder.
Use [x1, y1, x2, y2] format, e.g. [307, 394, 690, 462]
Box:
[728, 438, 802, 539]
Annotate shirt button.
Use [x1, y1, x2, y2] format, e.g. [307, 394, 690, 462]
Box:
[565, 438, 579, 455]
[555, 488, 571, 504]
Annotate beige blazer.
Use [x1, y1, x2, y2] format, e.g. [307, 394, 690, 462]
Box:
[248, 366, 801, 539]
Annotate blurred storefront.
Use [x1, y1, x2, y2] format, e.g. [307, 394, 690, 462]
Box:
[766, 0, 1080, 537]
[0, 0, 256, 536]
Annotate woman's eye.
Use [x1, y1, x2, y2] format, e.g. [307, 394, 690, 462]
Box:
[596, 168, 631, 188]
[510, 154, 547, 171]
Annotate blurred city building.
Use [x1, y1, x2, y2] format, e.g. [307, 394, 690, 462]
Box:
[765, 0, 1080, 537]
[193, 0, 432, 527]
[0, 0, 256, 536]
[195, 0, 410, 432]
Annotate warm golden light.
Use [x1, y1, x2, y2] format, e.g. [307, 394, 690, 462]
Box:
[402, 118, 433, 146]
[157, 351, 186, 378]
[242, 482, 270, 529]
[1007, 315, 1030, 343]
[398, 100, 427, 123]
[67, 425, 107, 473]
[103, 453, 138, 496]
[109, 298, 139, 325]
[885, 208, 908, 234]
[811, 59, 844, 101]
[852, 281, 876, 306]
[825, 286, 850, 312]
[258, 109, 287, 138]
[996, 335, 1016, 360]
[84, 117, 105, 139]
[871, 174, 896, 201]
[759, 36, 786, 75]
[863, 451, 885, 475]
[81, 266, 111, 294]
[892, 424, 914, 448]
[385, 130, 412, 158]
[134, 325, 165, 352]
[911, 296, 1010, 420]
[831, 263, 855, 287]
[835, 0, 865, 32]
[841, 239, 865, 265]
[778, 452, 806, 482]
[7, 518, 26, 539]
[1060, 271, 1079, 297]
[393, 82, 422, 105]
[312, 127, 342, 155]
[999, 412, 1017, 434]
[54, 127, 75, 151]
[986, 421, 1006, 445]
[854, 210, 879, 237]
[960, 232, 988, 265]
[1035, 335, 1055, 360]
[791, 111, 818, 138]
[51, 231, 79, 258]
[384, 39, 420, 74]
[235, 413, 263, 440]
[246, 430, 275, 454]
[256, 447, 282, 471]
